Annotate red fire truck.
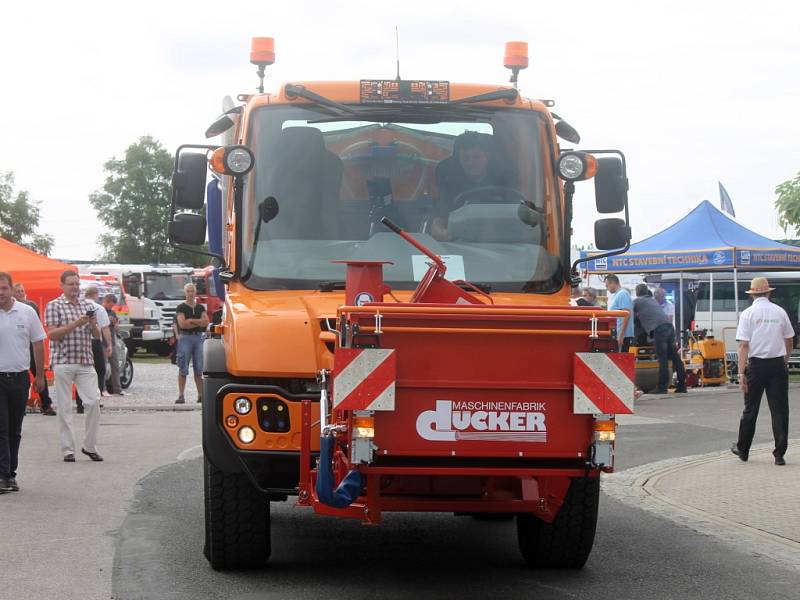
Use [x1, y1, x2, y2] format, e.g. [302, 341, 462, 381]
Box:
[168, 38, 634, 570]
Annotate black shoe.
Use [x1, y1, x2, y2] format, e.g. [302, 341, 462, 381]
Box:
[674, 387, 688, 394]
[63, 453, 76, 462]
[731, 443, 748, 462]
[81, 448, 104, 462]
[76, 406, 84, 414]
[175, 395, 185, 405]
[7, 477, 19, 492]
[41, 407, 56, 416]
[0, 478, 12, 493]
[775, 456, 786, 466]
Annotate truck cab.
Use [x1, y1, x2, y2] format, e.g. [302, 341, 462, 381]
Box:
[82, 264, 193, 355]
[169, 38, 631, 571]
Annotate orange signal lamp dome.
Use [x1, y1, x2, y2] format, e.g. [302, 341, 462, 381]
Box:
[250, 37, 275, 65]
[504, 41, 529, 70]
[209, 147, 226, 174]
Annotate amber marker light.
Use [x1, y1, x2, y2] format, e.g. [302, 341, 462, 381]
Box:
[250, 37, 275, 65]
[353, 416, 375, 439]
[226, 415, 239, 428]
[209, 147, 226, 174]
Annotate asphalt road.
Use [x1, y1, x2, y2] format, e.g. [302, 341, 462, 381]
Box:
[112, 387, 800, 600]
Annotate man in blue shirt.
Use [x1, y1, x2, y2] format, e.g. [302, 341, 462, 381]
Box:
[605, 274, 634, 351]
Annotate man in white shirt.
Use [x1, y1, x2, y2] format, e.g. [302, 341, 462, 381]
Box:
[0, 272, 46, 493]
[731, 277, 794, 465]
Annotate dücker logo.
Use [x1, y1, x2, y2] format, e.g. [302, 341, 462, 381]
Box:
[416, 400, 547, 442]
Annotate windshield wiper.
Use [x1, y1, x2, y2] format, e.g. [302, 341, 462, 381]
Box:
[449, 88, 519, 105]
[284, 84, 356, 116]
[318, 281, 347, 292]
[308, 106, 491, 124]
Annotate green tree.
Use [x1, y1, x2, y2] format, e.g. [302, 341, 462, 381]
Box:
[90, 136, 203, 265]
[775, 171, 800, 236]
[0, 171, 54, 255]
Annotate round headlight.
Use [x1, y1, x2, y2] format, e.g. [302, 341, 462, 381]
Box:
[238, 426, 256, 444]
[558, 153, 586, 180]
[234, 397, 252, 415]
[225, 146, 254, 175]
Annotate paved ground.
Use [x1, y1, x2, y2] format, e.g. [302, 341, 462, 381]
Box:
[2, 410, 201, 600]
[604, 437, 800, 571]
[5, 364, 800, 599]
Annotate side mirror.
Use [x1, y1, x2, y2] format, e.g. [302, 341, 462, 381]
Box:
[124, 274, 142, 298]
[594, 218, 630, 250]
[594, 157, 628, 213]
[169, 212, 207, 246]
[172, 151, 208, 210]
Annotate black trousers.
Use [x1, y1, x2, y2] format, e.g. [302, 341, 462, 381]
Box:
[76, 340, 106, 409]
[28, 344, 52, 410]
[653, 323, 686, 391]
[737, 356, 789, 457]
[0, 372, 29, 479]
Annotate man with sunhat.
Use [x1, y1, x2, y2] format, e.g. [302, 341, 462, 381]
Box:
[731, 277, 794, 465]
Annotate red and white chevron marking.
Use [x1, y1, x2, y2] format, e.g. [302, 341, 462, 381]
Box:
[573, 352, 635, 415]
[333, 348, 396, 411]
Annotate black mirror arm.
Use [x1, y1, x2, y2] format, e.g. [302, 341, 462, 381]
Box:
[569, 242, 630, 287]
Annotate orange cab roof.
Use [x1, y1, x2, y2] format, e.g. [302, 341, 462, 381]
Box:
[246, 81, 550, 113]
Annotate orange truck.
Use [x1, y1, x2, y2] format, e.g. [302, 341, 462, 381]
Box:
[168, 38, 633, 571]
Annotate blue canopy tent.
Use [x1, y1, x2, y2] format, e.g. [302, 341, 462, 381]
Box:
[582, 200, 800, 338]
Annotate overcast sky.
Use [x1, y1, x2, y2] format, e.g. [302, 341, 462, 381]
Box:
[3, 1, 799, 259]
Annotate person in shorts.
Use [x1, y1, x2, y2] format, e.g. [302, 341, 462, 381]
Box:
[175, 283, 208, 404]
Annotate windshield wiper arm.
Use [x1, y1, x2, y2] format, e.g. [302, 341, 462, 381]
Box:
[450, 88, 519, 105]
[284, 84, 356, 115]
[318, 281, 347, 292]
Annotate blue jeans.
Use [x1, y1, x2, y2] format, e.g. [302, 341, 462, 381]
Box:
[176, 334, 204, 376]
[653, 323, 686, 391]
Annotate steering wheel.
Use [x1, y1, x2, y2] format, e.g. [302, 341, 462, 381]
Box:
[451, 185, 528, 207]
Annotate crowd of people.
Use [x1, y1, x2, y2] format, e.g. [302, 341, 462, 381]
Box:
[0, 270, 129, 493]
[0, 268, 793, 495]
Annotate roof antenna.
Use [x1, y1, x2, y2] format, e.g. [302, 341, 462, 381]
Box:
[395, 26, 402, 82]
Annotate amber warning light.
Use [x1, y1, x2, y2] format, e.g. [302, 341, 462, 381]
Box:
[250, 37, 275, 65]
[503, 41, 529, 88]
[250, 37, 275, 93]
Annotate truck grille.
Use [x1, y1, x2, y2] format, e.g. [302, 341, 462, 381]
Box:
[153, 302, 177, 329]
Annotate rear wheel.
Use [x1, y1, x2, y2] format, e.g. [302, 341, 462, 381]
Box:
[516, 476, 599, 568]
[203, 457, 271, 570]
[120, 359, 133, 389]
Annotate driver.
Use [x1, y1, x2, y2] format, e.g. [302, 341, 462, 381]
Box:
[431, 132, 517, 241]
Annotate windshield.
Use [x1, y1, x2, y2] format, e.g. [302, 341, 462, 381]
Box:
[144, 273, 191, 301]
[241, 105, 562, 293]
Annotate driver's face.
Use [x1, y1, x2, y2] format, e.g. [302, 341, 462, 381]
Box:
[459, 146, 489, 182]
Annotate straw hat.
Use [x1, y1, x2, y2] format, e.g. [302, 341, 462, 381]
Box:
[745, 276, 775, 294]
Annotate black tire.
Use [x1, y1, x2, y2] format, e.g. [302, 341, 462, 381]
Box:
[120, 359, 133, 389]
[203, 457, 271, 570]
[516, 476, 599, 568]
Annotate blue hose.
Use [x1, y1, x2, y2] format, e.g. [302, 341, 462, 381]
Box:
[316, 435, 363, 508]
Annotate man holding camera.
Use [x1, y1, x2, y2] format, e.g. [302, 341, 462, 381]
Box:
[44, 270, 104, 463]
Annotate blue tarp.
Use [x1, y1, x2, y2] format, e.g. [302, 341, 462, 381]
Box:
[584, 200, 800, 273]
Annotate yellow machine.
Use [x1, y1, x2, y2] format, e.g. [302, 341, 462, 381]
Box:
[629, 345, 661, 393]
[684, 330, 727, 386]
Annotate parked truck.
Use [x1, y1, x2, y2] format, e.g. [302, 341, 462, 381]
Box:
[168, 38, 633, 570]
[82, 264, 193, 355]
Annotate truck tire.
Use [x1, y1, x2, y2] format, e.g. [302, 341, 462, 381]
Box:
[203, 457, 271, 570]
[516, 476, 599, 568]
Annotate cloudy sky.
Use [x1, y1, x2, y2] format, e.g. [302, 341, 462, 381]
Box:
[3, 1, 799, 259]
